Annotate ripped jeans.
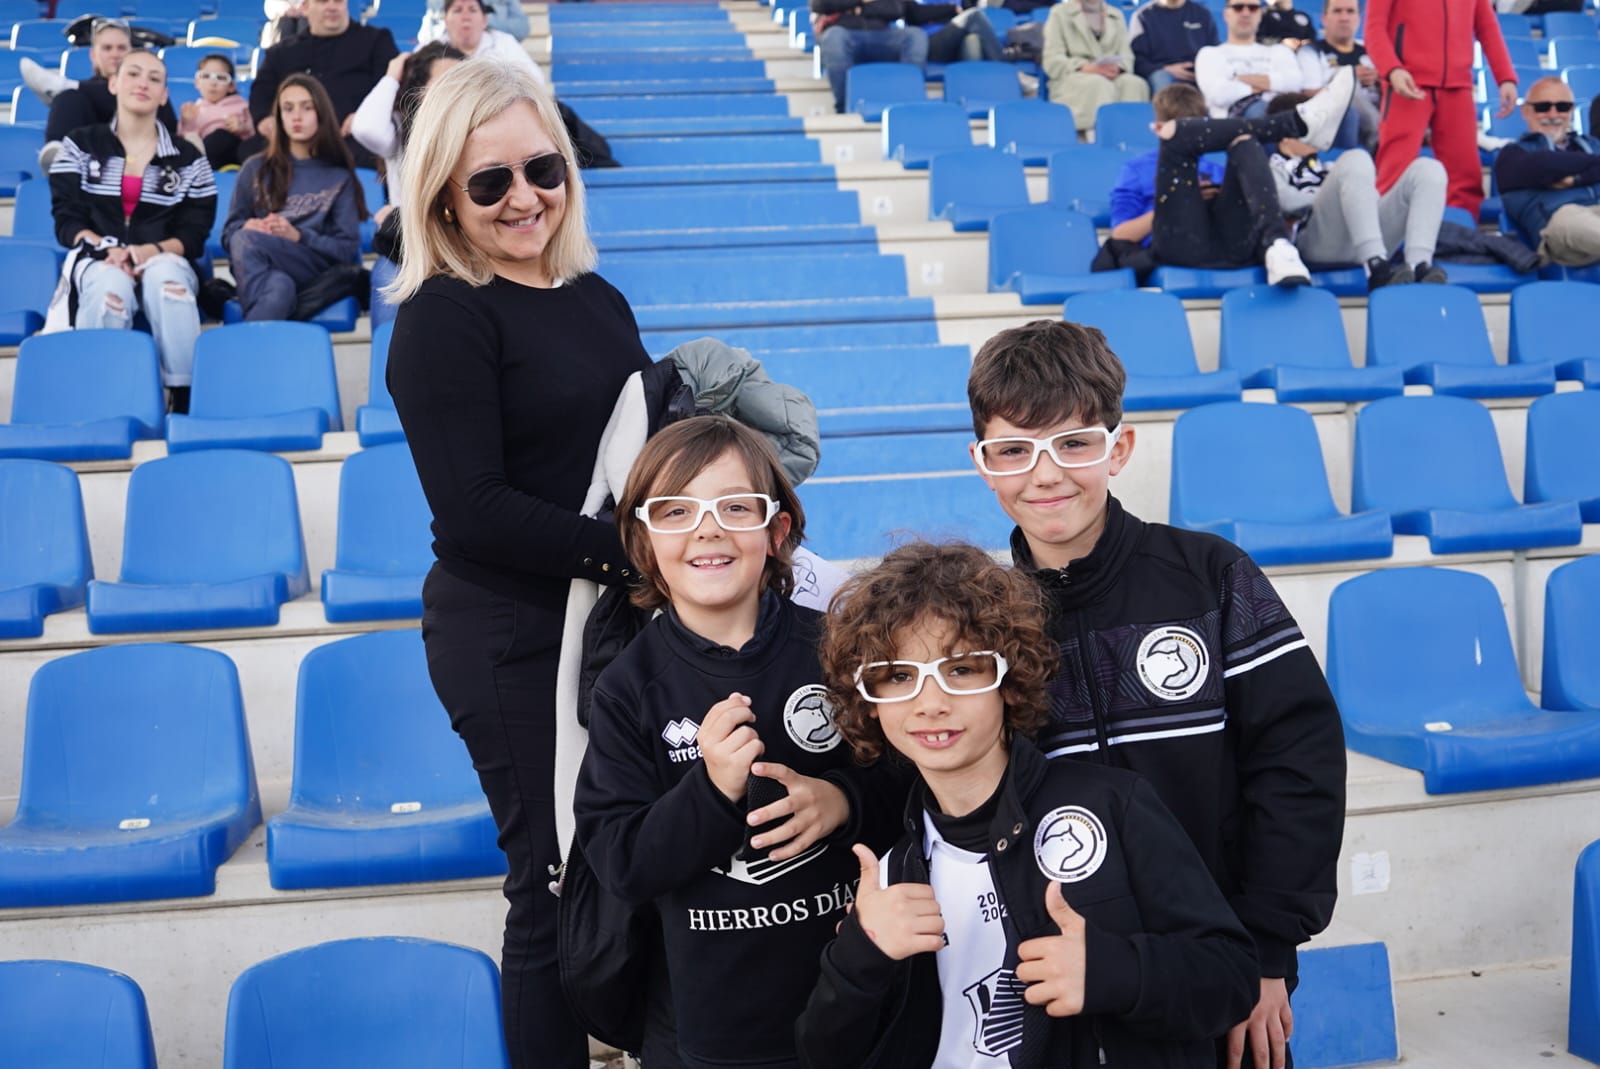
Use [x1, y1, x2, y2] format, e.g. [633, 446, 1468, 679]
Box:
[76, 253, 200, 386]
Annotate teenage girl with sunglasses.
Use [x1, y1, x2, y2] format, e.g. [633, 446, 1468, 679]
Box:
[382, 61, 650, 1069]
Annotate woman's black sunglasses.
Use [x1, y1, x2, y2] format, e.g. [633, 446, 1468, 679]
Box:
[457, 153, 568, 206]
[1529, 100, 1575, 113]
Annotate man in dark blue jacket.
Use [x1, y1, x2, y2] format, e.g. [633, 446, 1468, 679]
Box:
[1128, 0, 1219, 92]
[1495, 76, 1600, 266]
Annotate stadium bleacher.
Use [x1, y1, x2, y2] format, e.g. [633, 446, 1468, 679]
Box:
[1, 2, 1599, 1066]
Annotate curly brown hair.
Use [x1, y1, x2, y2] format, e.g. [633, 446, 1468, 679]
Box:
[617, 415, 806, 611]
[820, 542, 1057, 764]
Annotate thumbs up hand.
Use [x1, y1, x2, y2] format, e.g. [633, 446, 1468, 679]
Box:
[1015, 881, 1088, 1017]
[850, 844, 946, 961]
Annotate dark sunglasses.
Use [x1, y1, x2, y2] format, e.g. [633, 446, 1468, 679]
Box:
[456, 153, 568, 206]
[1227, 4, 1262, 11]
[1528, 100, 1575, 113]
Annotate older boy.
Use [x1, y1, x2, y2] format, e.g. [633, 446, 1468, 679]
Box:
[966, 320, 1347, 1069]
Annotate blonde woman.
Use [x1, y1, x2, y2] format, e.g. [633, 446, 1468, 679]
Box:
[384, 60, 650, 1069]
[1043, 0, 1150, 133]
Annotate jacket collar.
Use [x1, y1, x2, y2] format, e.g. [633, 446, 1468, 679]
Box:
[108, 115, 180, 160]
[1519, 129, 1598, 155]
[901, 736, 1051, 855]
[1009, 493, 1140, 609]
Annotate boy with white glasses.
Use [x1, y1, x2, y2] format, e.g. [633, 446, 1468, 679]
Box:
[964, 320, 1347, 1069]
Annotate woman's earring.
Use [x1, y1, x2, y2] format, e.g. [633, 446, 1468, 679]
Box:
[442, 205, 455, 223]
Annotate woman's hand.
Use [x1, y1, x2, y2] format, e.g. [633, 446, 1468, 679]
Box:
[386, 52, 409, 82]
[104, 245, 136, 275]
[263, 213, 301, 242]
[746, 763, 849, 861]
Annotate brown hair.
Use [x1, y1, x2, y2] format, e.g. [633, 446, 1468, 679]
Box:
[820, 542, 1056, 764]
[968, 319, 1127, 439]
[616, 416, 806, 612]
[1152, 83, 1207, 122]
[257, 74, 369, 219]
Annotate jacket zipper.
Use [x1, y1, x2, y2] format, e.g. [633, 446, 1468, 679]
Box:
[1440, 0, 1450, 85]
[1073, 609, 1113, 761]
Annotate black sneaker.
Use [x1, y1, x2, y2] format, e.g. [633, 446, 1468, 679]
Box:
[168, 386, 191, 415]
[1412, 261, 1449, 283]
[1367, 257, 1414, 291]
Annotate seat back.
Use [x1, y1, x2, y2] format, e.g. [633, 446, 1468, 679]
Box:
[12, 174, 58, 244]
[157, 44, 213, 78]
[1171, 402, 1342, 527]
[1501, 35, 1543, 69]
[190, 322, 343, 430]
[332, 442, 433, 575]
[1046, 145, 1131, 223]
[928, 147, 1028, 212]
[1093, 100, 1156, 151]
[1064, 289, 1200, 377]
[588, 187, 857, 232]
[1508, 280, 1598, 365]
[366, 320, 395, 409]
[987, 205, 1099, 288]
[1525, 390, 1600, 508]
[1542, 10, 1597, 39]
[603, 252, 909, 304]
[1563, 64, 1600, 101]
[845, 62, 926, 119]
[9, 18, 63, 50]
[118, 449, 307, 586]
[0, 123, 43, 187]
[207, 168, 239, 256]
[16, 643, 256, 826]
[988, 99, 1076, 157]
[942, 60, 1021, 115]
[881, 100, 971, 163]
[0, 459, 90, 590]
[8, 84, 47, 125]
[291, 630, 478, 811]
[12, 329, 164, 435]
[1543, 556, 1600, 711]
[0, 239, 62, 315]
[1574, 838, 1600, 1064]
[1551, 35, 1600, 69]
[222, 938, 510, 1069]
[1365, 284, 1496, 371]
[0, 961, 158, 1069]
[1218, 285, 1355, 378]
[1326, 567, 1535, 728]
[1352, 395, 1520, 514]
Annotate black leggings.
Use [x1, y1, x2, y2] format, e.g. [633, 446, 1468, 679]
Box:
[1151, 110, 1304, 269]
[419, 564, 589, 1069]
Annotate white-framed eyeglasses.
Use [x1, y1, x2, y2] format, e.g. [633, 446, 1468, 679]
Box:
[634, 494, 780, 534]
[973, 425, 1122, 476]
[854, 651, 1010, 704]
[195, 71, 234, 84]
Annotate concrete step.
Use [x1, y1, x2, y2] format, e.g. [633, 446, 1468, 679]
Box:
[1393, 961, 1587, 1067]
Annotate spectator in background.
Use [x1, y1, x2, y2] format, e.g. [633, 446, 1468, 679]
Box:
[49, 50, 216, 415]
[1195, 0, 1302, 117]
[924, 3, 1008, 66]
[1258, 0, 1315, 43]
[1044, 0, 1151, 134]
[811, 0, 931, 114]
[24, 18, 179, 170]
[1495, 77, 1600, 266]
[353, 41, 467, 206]
[1366, 0, 1517, 217]
[420, 0, 530, 47]
[1296, 0, 1379, 149]
[435, 0, 545, 80]
[250, 0, 399, 165]
[223, 75, 367, 322]
[1128, 0, 1219, 93]
[178, 53, 254, 170]
[1266, 90, 1449, 288]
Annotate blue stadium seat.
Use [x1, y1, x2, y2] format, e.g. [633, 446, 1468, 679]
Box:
[59, 46, 93, 79]
[1351, 395, 1583, 553]
[1093, 100, 1156, 151]
[1543, 556, 1600, 712]
[1575, 838, 1600, 1063]
[1524, 390, 1600, 522]
[928, 147, 1030, 230]
[187, 14, 262, 62]
[1366, 284, 1557, 397]
[1551, 36, 1600, 69]
[223, 938, 510, 1069]
[206, 168, 237, 259]
[640, 317, 942, 356]
[362, 12, 419, 48]
[798, 472, 1017, 559]
[604, 252, 909, 306]
[54, 0, 124, 17]
[0, 122, 42, 196]
[0, 240, 62, 343]
[845, 62, 926, 121]
[267, 630, 502, 888]
[167, 322, 342, 452]
[589, 188, 858, 233]
[9, 18, 62, 50]
[882, 100, 972, 168]
[1509, 280, 1600, 386]
[156, 44, 211, 78]
[1149, 264, 1268, 298]
[813, 430, 971, 478]
[1063, 289, 1242, 409]
[0, 459, 90, 638]
[1292, 943, 1400, 1068]
[85, 450, 310, 633]
[1327, 566, 1600, 793]
[0, 330, 165, 460]
[218, 293, 359, 332]
[988, 205, 1134, 302]
[1171, 402, 1394, 565]
[1500, 35, 1544, 69]
[0, 961, 158, 1069]
[1543, 11, 1596, 38]
[356, 319, 402, 446]
[0, 643, 261, 904]
[1564, 64, 1600, 102]
[759, 345, 972, 435]
[369, 254, 399, 329]
[0, 0, 44, 29]
[575, 94, 790, 120]
[1046, 144, 1130, 227]
[989, 99, 1077, 166]
[942, 60, 1021, 117]
[8, 83, 47, 126]
[1496, 11, 1534, 37]
[10, 172, 61, 246]
[321, 443, 431, 622]
[1218, 285, 1405, 402]
[138, 0, 207, 20]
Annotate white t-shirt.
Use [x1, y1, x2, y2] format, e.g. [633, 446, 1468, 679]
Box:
[1194, 40, 1303, 117]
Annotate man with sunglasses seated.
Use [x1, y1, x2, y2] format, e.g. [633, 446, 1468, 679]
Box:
[1495, 77, 1600, 267]
[1194, 0, 1303, 118]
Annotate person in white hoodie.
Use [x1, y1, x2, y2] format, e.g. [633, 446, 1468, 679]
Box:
[1194, 0, 1301, 117]
[1043, 0, 1151, 133]
[427, 0, 545, 78]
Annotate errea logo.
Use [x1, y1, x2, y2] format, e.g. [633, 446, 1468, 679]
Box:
[662, 718, 702, 763]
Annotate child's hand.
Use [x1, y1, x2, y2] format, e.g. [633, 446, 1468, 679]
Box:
[1016, 881, 1087, 1017]
[747, 763, 849, 861]
[179, 101, 198, 123]
[851, 845, 944, 961]
[698, 693, 763, 803]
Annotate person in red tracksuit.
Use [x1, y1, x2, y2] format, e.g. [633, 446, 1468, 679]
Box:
[1364, 0, 1518, 218]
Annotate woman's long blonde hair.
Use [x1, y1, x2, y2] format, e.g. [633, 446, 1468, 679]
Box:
[385, 59, 596, 302]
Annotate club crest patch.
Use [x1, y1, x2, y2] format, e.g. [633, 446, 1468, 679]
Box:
[1033, 806, 1108, 884]
[783, 684, 841, 753]
[1135, 625, 1210, 701]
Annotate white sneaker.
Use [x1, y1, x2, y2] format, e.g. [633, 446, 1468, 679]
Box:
[1478, 130, 1512, 152]
[1265, 238, 1311, 287]
[37, 140, 60, 172]
[20, 56, 70, 105]
[1295, 66, 1355, 153]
